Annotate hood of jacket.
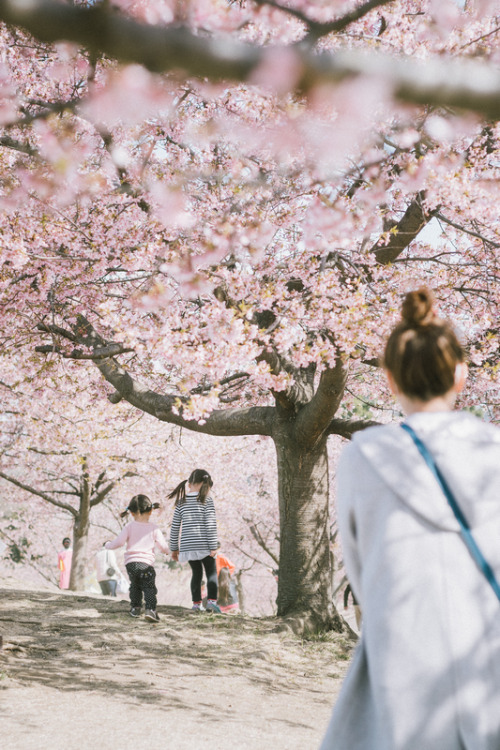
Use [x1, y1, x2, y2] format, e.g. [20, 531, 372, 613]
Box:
[352, 411, 500, 532]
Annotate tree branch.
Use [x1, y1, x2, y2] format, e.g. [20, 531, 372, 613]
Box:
[252, 0, 394, 38]
[372, 191, 429, 264]
[91, 480, 116, 507]
[36, 316, 275, 437]
[0, 470, 78, 515]
[434, 212, 500, 248]
[294, 357, 348, 447]
[91, 471, 139, 507]
[37, 322, 77, 342]
[326, 417, 381, 439]
[3, 1, 500, 117]
[243, 516, 280, 566]
[11, 97, 82, 128]
[0, 528, 57, 586]
[232, 541, 277, 569]
[35, 343, 135, 359]
[305, 0, 395, 40]
[0, 135, 37, 156]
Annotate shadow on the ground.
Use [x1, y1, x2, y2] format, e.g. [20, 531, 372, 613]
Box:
[0, 588, 352, 718]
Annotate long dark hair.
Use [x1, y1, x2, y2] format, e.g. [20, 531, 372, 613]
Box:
[383, 288, 464, 402]
[217, 567, 231, 607]
[120, 494, 160, 519]
[168, 469, 213, 506]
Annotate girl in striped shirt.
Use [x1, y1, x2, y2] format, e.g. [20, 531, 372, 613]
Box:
[169, 469, 221, 613]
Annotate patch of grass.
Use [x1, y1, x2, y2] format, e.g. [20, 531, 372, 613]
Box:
[302, 631, 337, 643]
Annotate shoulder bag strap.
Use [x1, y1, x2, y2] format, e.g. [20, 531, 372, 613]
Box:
[401, 422, 500, 602]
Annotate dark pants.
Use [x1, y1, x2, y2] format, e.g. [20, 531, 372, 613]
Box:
[125, 562, 157, 610]
[99, 580, 117, 597]
[189, 555, 218, 602]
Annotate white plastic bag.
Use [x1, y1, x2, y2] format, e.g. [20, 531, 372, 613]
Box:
[117, 576, 129, 595]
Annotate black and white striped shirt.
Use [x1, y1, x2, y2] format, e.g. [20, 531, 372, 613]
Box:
[169, 493, 218, 556]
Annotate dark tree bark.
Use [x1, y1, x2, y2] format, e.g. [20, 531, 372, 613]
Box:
[274, 429, 340, 631]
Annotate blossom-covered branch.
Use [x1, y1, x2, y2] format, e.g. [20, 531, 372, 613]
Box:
[2, 0, 500, 117]
[36, 317, 275, 437]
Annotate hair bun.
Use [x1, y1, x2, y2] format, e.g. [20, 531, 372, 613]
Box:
[401, 287, 436, 327]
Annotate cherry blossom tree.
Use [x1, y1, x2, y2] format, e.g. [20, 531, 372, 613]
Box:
[0, 0, 499, 630]
[0, 374, 160, 588]
[0, 362, 282, 606]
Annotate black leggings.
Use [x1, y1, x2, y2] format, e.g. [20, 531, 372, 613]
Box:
[188, 555, 218, 602]
[126, 562, 157, 610]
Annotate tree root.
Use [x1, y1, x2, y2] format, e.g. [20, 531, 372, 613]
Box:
[273, 608, 352, 638]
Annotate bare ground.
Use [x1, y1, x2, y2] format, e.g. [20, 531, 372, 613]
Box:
[0, 583, 355, 750]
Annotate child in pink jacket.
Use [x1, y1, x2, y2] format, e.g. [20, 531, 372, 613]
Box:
[105, 494, 168, 622]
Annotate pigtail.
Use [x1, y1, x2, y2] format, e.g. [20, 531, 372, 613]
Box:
[188, 469, 213, 504]
[198, 476, 211, 505]
[169, 470, 213, 505]
[168, 479, 188, 506]
[122, 494, 157, 515]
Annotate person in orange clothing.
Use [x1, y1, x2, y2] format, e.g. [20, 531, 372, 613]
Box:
[216, 552, 239, 612]
[57, 537, 72, 590]
[215, 553, 235, 577]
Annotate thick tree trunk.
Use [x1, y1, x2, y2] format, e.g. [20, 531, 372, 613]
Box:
[69, 523, 89, 590]
[234, 570, 246, 615]
[274, 429, 342, 634]
[69, 483, 91, 591]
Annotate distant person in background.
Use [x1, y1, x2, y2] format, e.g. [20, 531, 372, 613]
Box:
[169, 468, 221, 613]
[216, 553, 239, 612]
[343, 582, 361, 630]
[95, 543, 120, 597]
[57, 537, 72, 590]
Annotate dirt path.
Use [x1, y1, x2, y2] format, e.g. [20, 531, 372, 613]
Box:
[0, 585, 354, 750]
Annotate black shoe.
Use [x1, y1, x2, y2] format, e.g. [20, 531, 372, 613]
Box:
[145, 609, 160, 622]
[129, 607, 141, 618]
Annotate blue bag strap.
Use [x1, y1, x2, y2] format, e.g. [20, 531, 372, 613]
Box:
[401, 422, 500, 603]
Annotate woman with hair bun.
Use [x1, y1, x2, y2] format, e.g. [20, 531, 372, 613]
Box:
[169, 469, 221, 613]
[320, 288, 500, 750]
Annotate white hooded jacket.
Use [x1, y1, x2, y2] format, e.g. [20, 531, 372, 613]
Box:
[320, 411, 500, 750]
